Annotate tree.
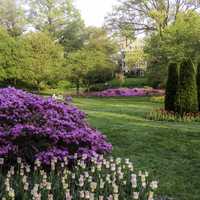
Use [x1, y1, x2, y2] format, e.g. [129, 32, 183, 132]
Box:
[174, 59, 198, 114]
[145, 11, 200, 87]
[145, 33, 168, 88]
[0, 27, 15, 81]
[28, 0, 82, 38]
[66, 49, 95, 95]
[125, 48, 146, 69]
[19, 32, 65, 89]
[105, 0, 200, 36]
[84, 27, 118, 55]
[0, 27, 24, 86]
[66, 28, 118, 94]
[197, 62, 200, 110]
[58, 15, 85, 54]
[165, 62, 179, 111]
[0, 0, 26, 37]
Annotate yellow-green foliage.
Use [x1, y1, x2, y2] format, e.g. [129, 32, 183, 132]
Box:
[19, 32, 65, 89]
[150, 96, 164, 103]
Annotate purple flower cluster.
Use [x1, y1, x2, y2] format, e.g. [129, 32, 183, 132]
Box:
[89, 88, 164, 97]
[0, 87, 112, 165]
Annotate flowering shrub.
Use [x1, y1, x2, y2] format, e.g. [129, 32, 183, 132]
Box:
[88, 88, 164, 97]
[0, 155, 159, 200]
[146, 109, 200, 122]
[0, 88, 111, 165]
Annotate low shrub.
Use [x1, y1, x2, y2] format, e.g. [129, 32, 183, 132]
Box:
[146, 109, 200, 122]
[109, 77, 148, 89]
[0, 87, 112, 166]
[0, 155, 159, 200]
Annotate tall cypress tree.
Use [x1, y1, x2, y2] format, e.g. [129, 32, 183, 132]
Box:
[197, 62, 200, 111]
[174, 59, 198, 115]
[165, 63, 179, 111]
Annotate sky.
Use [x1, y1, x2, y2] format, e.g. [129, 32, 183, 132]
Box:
[75, 0, 118, 27]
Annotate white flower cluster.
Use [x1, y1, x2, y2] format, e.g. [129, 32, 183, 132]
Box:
[0, 156, 158, 200]
[52, 94, 64, 101]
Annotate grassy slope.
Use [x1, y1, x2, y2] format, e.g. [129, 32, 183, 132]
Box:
[73, 97, 200, 200]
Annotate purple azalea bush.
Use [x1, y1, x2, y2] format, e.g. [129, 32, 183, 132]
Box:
[0, 88, 112, 165]
[89, 88, 164, 97]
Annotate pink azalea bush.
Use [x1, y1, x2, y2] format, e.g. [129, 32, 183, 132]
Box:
[89, 88, 164, 97]
[0, 87, 112, 165]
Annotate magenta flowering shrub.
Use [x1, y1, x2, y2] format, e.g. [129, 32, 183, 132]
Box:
[88, 88, 164, 97]
[0, 88, 112, 165]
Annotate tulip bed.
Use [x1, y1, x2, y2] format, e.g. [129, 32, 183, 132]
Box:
[0, 155, 158, 200]
[146, 109, 200, 122]
[88, 88, 164, 97]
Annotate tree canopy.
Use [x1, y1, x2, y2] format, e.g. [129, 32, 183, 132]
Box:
[145, 11, 200, 87]
[105, 0, 200, 37]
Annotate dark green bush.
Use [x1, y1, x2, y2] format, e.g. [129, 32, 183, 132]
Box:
[84, 67, 114, 86]
[165, 63, 179, 111]
[174, 59, 198, 114]
[88, 83, 110, 92]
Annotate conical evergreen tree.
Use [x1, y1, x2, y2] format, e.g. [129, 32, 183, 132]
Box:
[174, 59, 198, 115]
[197, 62, 200, 111]
[165, 63, 179, 111]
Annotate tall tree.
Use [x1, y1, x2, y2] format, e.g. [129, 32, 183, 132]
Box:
[165, 62, 179, 111]
[174, 59, 198, 115]
[197, 62, 200, 111]
[58, 13, 85, 54]
[0, 0, 26, 37]
[19, 32, 65, 89]
[66, 28, 118, 94]
[0, 27, 16, 82]
[28, 0, 82, 38]
[84, 27, 118, 55]
[105, 0, 200, 36]
[145, 11, 200, 87]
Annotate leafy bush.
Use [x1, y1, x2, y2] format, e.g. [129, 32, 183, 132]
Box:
[0, 155, 159, 200]
[0, 87, 112, 166]
[174, 59, 198, 114]
[165, 63, 179, 111]
[146, 109, 200, 122]
[84, 67, 114, 86]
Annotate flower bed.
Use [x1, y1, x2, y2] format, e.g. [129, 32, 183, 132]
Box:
[146, 109, 200, 122]
[0, 155, 158, 200]
[88, 88, 164, 97]
[0, 87, 112, 166]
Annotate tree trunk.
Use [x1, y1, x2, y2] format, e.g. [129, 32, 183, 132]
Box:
[76, 80, 80, 96]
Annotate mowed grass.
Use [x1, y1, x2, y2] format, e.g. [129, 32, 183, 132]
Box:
[73, 97, 200, 200]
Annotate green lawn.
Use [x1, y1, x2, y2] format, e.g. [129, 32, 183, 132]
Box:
[73, 96, 200, 200]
